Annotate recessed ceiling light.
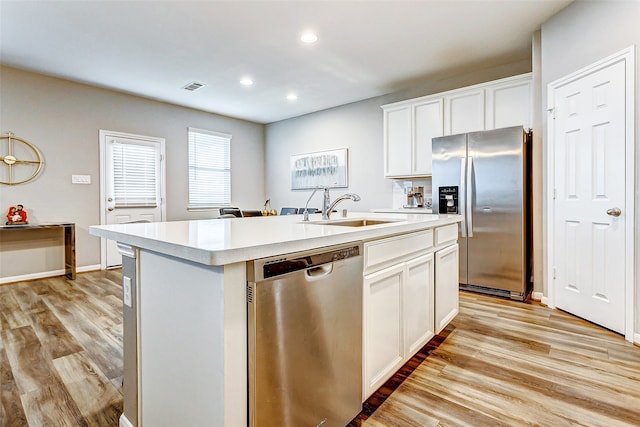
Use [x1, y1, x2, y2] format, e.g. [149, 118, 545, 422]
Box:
[240, 77, 253, 86]
[286, 93, 298, 101]
[300, 32, 318, 44]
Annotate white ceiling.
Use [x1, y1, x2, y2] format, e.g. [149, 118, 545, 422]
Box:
[0, 0, 571, 124]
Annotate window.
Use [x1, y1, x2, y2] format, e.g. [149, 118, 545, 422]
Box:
[188, 128, 231, 208]
[112, 140, 160, 207]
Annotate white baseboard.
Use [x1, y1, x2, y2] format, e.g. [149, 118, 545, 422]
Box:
[0, 264, 102, 284]
[531, 291, 543, 301]
[78, 264, 102, 273]
[634, 333, 640, 347]
[540, 295, 549, 306]
[119, 414, 134, 427]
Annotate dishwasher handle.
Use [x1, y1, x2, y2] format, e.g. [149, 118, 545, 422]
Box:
[306, 263, 333, 279]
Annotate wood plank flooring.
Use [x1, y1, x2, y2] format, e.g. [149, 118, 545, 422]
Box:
[2, 271, 639, 426]
[0, 270, 123, 427]
[351, 292, 640, 427]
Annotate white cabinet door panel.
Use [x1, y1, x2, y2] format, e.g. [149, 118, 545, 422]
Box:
[486, 78, 532, 130]
[444, 88, 485, 135]
[413, 98, 443, 175]
[435, 243, 459, 334]
[384, 105, 411, 176]
[404, 254, 435, 356]
[363, 264, 404, 399]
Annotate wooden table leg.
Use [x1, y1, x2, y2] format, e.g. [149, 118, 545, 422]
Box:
[64, 224, 76, 279]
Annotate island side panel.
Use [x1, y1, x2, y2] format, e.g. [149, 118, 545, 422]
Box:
[138, 249, 247, 427]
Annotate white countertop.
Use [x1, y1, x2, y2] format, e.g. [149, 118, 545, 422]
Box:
[371, 207, 433, 214]
[90, 212, 460, 266]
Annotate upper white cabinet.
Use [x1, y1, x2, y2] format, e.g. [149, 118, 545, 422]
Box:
[383, 99, 443, 177]
[444, 87, 485, 135]
[413, 99, 443, 175]
[485, 76, 532, 130]
[382, 73, 532, 178]
[383, 104, 412, 177]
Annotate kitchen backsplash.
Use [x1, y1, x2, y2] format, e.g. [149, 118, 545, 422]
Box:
[392, 178, 432, 208]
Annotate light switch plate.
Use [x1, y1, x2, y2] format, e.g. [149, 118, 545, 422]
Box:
[71, 174, 91, 184]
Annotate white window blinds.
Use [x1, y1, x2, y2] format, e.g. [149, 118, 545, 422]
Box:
[188, 128, 231, 208]
[112, 141, 159, 207]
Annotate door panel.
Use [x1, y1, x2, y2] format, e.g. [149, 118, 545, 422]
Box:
[553, 60, 626, 333]
[431, 133, 467, 284]
[444, 88, 485, 135]
[413, 99, 443, 175]
[101, 132, 165, 267]
[467, 126, 525, 292]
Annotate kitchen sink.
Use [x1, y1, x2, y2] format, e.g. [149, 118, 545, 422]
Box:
[305, 219, 399, 227]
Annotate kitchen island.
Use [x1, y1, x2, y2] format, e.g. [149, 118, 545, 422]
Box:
[90, 212, 461, 427]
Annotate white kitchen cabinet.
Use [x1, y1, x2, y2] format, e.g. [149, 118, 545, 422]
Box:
[404, 253, 435, 356]
[485, 75, 532, 130]
[383, 98, 443, 177]
[362, 231, 435, 399]
[382, 73, 532, 178]
[383, 104, 412, 177]
[444, 87, 485, 135]
[363, 263, 405, 398]
[435, 243, 459, 334]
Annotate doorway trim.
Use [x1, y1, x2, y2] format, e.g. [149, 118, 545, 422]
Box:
[99, 130, 167, 269]
[546, 46, 635, 342]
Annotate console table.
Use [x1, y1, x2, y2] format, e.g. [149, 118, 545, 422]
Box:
[0, 223, 76, 279]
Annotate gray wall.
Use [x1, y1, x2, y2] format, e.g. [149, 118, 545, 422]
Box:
[540, 0, 640, 335]
[0, 66, 264, 280]
[265, 59, 532, 212]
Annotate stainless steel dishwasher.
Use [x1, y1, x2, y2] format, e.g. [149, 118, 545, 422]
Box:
[247, 242, 363, 427]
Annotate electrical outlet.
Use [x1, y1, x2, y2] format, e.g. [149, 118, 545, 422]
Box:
[71, 174, 91, 184]
[123, 276, 132, 307]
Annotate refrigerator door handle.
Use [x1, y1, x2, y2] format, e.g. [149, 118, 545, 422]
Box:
[466, 156, 474, 237]
[460, 157, 467, 237]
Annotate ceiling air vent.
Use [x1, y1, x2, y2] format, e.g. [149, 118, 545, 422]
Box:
[183, 81, 206, 91]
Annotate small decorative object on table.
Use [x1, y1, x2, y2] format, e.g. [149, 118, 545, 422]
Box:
[6, 204, 28, 225]
[262, 199, 277, 216]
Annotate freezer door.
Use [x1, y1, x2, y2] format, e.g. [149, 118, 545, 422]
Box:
[431, 133, 467, 284]
[466, 126, 526, 292]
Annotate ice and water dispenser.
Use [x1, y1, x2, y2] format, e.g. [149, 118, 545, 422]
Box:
[438, 186, 459, 214]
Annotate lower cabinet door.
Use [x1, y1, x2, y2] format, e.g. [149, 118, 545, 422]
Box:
[404, 253, 435, 356]
[435, 243, 460, 333]
[363, 263, 405, 400]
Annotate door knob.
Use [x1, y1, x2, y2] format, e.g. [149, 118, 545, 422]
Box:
[606, 207, 621, 217]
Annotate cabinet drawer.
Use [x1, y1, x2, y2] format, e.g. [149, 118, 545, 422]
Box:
[435, 224, 458, 247]
[364, 230, 433, 274]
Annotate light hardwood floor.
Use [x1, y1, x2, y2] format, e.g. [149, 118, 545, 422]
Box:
[1, 271, 639, 426]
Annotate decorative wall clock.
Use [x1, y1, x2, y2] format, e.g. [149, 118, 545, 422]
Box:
[0, 131, 44, 185]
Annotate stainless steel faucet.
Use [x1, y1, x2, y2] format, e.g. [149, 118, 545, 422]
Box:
[322, 187, 361, 219]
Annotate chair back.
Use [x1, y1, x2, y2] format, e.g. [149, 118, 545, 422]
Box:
[219, 207, 243, 217]
[299, 207, 318, 214]
[242, 210, 263, 217]
[280, 207, 298, 215]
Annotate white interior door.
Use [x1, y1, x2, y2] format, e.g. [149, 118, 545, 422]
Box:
[100, 131, 165, 268]
[550, 59, 627, 334]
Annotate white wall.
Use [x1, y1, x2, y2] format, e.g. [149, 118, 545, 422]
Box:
[0, 66, 265, 281]
[540, 0, 640, 336]
[265, 60, 532, 212]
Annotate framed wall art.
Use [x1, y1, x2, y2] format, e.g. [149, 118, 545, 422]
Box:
[290, 148, 348, 190]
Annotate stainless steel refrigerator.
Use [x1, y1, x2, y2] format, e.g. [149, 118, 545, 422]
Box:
[432, 125, 532, 301]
